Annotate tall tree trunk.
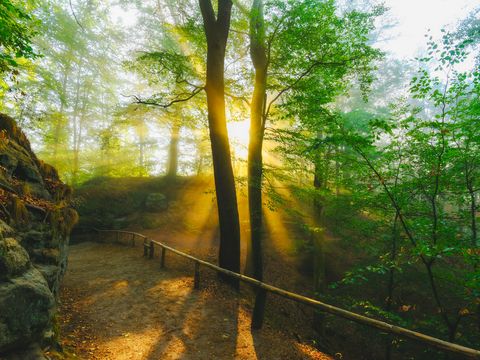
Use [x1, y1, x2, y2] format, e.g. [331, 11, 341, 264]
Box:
[71, 70, 82, 185]
[249, 0, 267, 282]
[199, 0, 240, 286]
[73, 83, 88, 185]
[385, 212, 399, 360]
[167, 123, 180, 178]
[313, 144, 328, 212]
[54, 65, 70, 160]
[467, 183, 478, 248]
[248, 0, 268, 329]
[334, 146, 340, 196]
[139, 132, 145, 176]
[466, 169, 480, 332]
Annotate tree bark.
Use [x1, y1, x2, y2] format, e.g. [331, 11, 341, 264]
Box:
[139, 132, 145, 176]
[465, 166, 480, 332]
[71, 70, 82, 184]
[53, 65, 70, 160]
[167, 123, 180, 178]
[385, 212, 399, 360]
[199, 0, 240, 286]
[248, 0, 268, 329]
[313, 144, 328, 212]
[248, 0, 267, 282]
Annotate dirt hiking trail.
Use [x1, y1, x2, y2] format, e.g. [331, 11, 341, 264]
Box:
[55, 242, 331, 360]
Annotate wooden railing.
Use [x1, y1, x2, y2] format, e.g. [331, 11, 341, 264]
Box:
[94, 228, 480, 359]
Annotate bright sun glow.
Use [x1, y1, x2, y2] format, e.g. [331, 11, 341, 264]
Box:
[227, 119, 250, 160]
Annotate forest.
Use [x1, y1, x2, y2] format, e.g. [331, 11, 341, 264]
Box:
[1, 0, 480, 359]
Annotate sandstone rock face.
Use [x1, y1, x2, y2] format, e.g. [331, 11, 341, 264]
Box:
[0, 267, 54, 352]
[0, 114, 77, 356]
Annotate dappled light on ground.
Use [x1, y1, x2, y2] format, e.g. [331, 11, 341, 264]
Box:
[59, 242, 330, 359]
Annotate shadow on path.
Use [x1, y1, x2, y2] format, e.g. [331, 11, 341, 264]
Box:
[59, 241, 330, 359]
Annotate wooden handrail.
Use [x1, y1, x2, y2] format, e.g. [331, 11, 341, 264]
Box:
[93, 228, 480, 359]
[94, 228, 147, 239]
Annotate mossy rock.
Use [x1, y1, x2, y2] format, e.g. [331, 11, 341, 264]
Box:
[145, 193, 168, 212]
[0, 220, 14, 239]
[35, 264, 59, 292]
[0, 238, 30, 281]
[31, 248, 59, 266]
[20, 230, 50, 250]
[0, 114, 34, 153]
[0, 153, 18, 176]
[0, 268, 54, 353]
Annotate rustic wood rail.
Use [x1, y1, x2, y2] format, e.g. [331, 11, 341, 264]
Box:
[93, 228, 480, 359]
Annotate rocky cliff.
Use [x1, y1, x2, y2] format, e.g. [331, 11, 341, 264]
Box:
[0, 114, 77, 358]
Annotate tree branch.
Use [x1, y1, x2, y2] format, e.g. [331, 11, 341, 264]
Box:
[69, 0, 86, 31]
[264, 57, 359, 119]
[130, 87, 204, 109]
[225, 91, 251, 106]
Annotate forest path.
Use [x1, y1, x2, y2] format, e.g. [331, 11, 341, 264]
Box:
[56, 242, 331, 360]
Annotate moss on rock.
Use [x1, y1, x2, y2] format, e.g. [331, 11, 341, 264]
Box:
[0, 114, 76, 356]
[0, 238, 30, 281]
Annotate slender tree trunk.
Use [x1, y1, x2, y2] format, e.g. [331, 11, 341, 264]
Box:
[385, 212, 399, 360]
[167, 123, 180, 178]
[54, 66, 70, 160]
[466, 172, 480, 332]
[386, 213, 400, 311]
[73, 84, 87, 185]
[248, 0, 268, 329]
[71, 71, 82, 185]
[195, 133, 206, 175]
[312, 228, 327, 338]
[249, 0, 267, 282]
[312, 148, 328, 338]
[139, 133, 145, 176]
[468, 184, 478, 248]
[313, 146, 327, 212]
[199, 0, 240, 286]
[335, 147, 340, 196]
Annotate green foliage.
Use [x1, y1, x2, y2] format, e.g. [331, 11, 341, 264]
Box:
[273, 13, 480, 350]
[0, 0, 38, 74]
[0, 0, 479, 354]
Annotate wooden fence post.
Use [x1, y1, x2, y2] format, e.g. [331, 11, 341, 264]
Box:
[194, 261, 200, 289]
[116, 231, 120, 244]
[149, 241, 154, 259]
[131, 233, 135, 247]
[143, 238, 148, 257]
[251, 288, 267, 330]
[160, 246, 166, 268]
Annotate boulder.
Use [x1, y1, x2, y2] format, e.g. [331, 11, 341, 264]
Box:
[35, 264, 60, 292]
[145, 193, 168, 212]
[0, 238, 30, 281]
[0, 268, 55, 353]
